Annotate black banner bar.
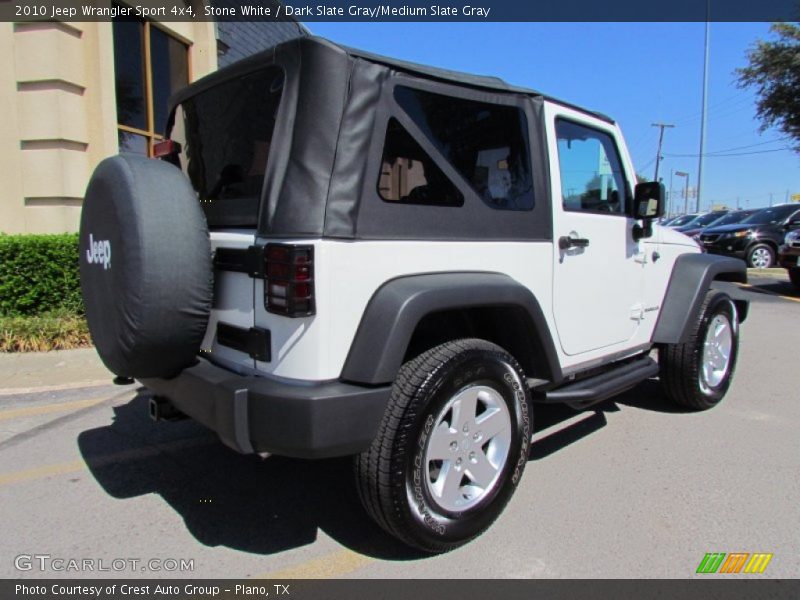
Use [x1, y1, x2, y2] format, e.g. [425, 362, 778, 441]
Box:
[1, 0, 799, 22]
[4, 579, 800, 600]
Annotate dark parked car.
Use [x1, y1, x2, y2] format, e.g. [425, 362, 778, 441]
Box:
[667, 213, 702, 228]
[778, 228, 800, 288]
[674, 210, 729, 237]
[698, 204, 800, 268]
[682, 209, 758, 240]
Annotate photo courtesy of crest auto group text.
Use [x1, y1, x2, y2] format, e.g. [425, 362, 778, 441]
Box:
[0, 0, 798, 597]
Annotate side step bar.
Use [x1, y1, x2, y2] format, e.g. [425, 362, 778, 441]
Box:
[542, 355, 659, 410]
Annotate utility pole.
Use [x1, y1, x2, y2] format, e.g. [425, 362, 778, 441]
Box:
[769, 192, 773, 207]
[697, 9, 711, 213]
[652, 122, 674, 182]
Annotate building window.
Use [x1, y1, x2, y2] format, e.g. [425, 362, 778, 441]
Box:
[113, 13, 189, 156]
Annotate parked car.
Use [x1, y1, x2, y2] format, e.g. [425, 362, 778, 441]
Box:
[684, 209, 757, 240]
[698, 204, 800, 268]
[659, 215, 681, 226]
[674, 210, 729, 237]
[78, 36, 749, 553]
[778, 228, 800, 288]
[666, 213, 702, 228]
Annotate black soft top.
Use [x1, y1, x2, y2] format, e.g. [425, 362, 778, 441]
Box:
[168, 36, 617, 241]
[172, 36, 612, 123]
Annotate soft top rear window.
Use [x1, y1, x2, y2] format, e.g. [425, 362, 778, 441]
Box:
[169, 66, 284, 229]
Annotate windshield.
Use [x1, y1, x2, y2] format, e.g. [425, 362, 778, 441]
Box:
[687, 212, 727, 228]
[741, 205, 800, 226]
[709, 211, 753, 227]
[669, 214, 698, 227]
[168, 66, 285, 228]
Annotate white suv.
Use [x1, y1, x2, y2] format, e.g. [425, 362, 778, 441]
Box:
[79, 37, 748, 553]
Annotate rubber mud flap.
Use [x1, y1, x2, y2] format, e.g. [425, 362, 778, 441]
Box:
[79, 154, 212, 378]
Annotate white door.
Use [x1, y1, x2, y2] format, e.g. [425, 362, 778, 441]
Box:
[548, 110, 645, 356]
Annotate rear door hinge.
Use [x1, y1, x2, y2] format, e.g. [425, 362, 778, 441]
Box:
[217, 323, 271, 362]
[213, 245, 265, 279]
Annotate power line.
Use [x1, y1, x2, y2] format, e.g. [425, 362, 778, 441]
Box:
[665, 147, 792, 158]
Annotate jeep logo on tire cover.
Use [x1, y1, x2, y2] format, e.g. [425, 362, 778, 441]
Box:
[85, 234, 111, 270]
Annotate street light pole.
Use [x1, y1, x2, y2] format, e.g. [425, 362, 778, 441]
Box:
[669, 169, 675, 217]
[697, 10, 710, 212]
[675, 171, 689, 215]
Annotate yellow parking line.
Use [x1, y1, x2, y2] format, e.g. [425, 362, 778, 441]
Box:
[0, 437, 213, 487]
[737, 282, 800, 303]
[0, 459, 86, 486]
[0, 379, 111, 397]
[0, 397, 108, 422]
[252, 549, 373, 579]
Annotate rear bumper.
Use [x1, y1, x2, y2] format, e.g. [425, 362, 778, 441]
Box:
[141, 359, 391, 459]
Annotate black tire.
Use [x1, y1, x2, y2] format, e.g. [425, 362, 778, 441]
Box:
[789, 268, 800, 289]
[746, 243, 775, 269]
[355, 339, 531, 553]
[659, 291, 739, 410]
[79, 154, 212, 379]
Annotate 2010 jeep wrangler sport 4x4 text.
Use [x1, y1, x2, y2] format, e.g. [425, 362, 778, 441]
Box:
[80, 37, 748, 553]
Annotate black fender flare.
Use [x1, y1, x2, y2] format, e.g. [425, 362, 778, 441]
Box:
[652, 253, 748, 345]
[340, 272, 562, 385]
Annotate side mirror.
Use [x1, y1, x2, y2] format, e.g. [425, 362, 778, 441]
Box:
[631, 182, 665, 220]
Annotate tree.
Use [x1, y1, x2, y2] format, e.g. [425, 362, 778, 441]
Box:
[736, 23, 800, 153]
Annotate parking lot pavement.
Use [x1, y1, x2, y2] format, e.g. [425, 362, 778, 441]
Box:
[0, 285, 797, 579]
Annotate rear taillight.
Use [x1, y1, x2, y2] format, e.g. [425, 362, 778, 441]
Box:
[264, 244, 314, 317]
[152, 139, 181, 158]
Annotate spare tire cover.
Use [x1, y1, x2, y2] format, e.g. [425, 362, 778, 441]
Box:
[79, 154, 212, 379]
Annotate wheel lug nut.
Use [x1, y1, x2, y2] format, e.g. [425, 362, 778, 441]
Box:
[455, 458, 462, 468]
[463, 424, 469, 433]
[469, 451, 476, 463]
[450, 441, 458, 451]
[473, 432, 480, 441]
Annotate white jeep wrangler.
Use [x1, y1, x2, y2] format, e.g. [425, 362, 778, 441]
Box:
[80, 37, 748, 553]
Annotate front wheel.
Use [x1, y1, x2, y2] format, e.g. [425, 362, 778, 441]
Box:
[659, 291, 739, 410]
[747, 243, 775, 269]
[355, 339, 531, 553]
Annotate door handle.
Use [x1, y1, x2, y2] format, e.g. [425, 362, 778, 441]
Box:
[559, 235, 590, 250]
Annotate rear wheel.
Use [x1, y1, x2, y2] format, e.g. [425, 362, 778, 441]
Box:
[659, 291, 739, 410]
[355, 339, 531, 553]
[747, 243, 775, 269]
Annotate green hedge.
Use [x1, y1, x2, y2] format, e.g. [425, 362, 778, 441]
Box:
[0, 233, 84, 317]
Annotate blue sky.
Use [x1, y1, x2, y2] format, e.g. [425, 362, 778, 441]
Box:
[308, 22, 799, 212]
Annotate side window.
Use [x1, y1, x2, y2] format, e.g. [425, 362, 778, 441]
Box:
[377, 118, 464, 207]
[394, 86, 534, 211]
[555, 119, 628, 214]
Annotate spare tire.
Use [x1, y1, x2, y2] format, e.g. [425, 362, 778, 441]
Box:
[79, 154, 212, 379]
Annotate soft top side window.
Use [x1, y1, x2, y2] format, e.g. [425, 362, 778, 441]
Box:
[377, 118, 464, 207]
[394, 86, 534, 211]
